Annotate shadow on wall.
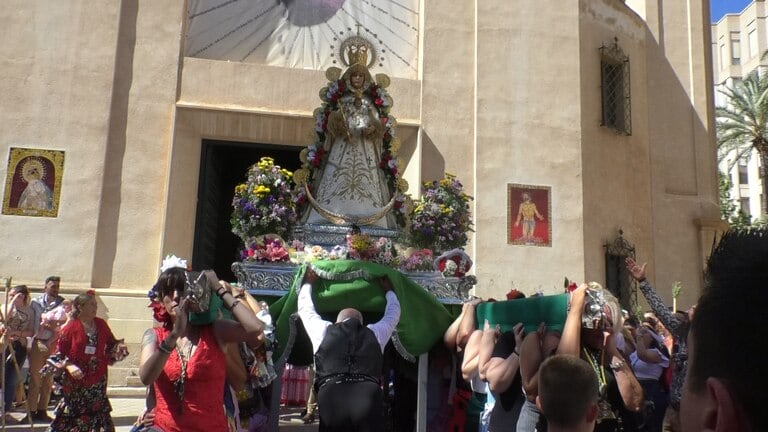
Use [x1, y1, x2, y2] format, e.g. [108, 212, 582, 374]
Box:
[91, 0, 139, 288]
[420, 130, 446, 182]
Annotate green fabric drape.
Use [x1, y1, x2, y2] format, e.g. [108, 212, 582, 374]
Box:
[270, 260, 454, 365]
[475, 294, 568, 334]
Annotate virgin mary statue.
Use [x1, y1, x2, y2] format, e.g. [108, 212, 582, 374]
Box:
[297, 34, 404, 241]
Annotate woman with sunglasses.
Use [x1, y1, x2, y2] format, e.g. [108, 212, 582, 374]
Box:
[139, 259, 264, 432]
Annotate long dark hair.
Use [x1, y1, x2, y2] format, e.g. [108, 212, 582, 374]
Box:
[71, 290, 96, 318]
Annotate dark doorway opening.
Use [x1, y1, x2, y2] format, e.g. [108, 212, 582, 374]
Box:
[192, 139, 302, 280]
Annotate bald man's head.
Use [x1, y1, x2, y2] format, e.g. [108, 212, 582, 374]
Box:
[336, 308, 363, 324]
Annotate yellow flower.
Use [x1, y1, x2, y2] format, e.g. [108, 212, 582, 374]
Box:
[256, 157, 275, 171]
[234, 184, 247, 195]
[254, 185, 271, 197]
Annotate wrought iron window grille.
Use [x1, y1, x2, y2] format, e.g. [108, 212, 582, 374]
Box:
[600, 37, 632, 136]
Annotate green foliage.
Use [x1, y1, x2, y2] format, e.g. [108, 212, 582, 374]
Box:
[718, 171, 737, 221]
[671, 281, 682, 299]
[716, 73, 768, 217]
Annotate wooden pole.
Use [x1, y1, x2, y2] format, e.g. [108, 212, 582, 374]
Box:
[1, 277, 10, 432]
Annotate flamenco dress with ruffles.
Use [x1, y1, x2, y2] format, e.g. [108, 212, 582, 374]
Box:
[152, 325, 227, 432]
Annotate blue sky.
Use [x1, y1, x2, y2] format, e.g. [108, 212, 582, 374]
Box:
[711, 0, 753, 22]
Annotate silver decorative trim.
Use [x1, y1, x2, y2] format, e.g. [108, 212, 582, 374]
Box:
[233, 262, 476, 304]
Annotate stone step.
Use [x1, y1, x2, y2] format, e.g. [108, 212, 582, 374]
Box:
[107, 386, 148, 398]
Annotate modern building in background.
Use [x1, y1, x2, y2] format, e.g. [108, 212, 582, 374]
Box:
[712, 0, 767, 220]
[1, 1, 720, 385]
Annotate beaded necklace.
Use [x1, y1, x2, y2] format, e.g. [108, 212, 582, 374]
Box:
[173, 340, 193, 413]
[583, 346, 619, 425]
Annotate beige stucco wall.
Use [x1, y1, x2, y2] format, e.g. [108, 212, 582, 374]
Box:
[578, 1, 654, 296]
[472, 2, 586, 298]
[0, 0, 720, 384]
[629, 0, 720, 309]
[0, 2, 120, 286]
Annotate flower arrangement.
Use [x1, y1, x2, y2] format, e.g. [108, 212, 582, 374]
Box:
[303, 244, 349, 262]
[344, 234, 399, 266]
[291, 72, 410, 227]
[410, 173, 474, 253]
[241, 235, 291, 263]
[231, 157, 297, 244]
[399, 249, 435, 272]
[435, 249, 473, 278]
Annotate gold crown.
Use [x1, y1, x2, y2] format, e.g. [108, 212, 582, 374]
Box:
[348, 44, 368, 66]
[340, 35, 374, 68]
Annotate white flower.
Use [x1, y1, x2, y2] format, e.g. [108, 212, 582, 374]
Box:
[160, 254, 187, 272]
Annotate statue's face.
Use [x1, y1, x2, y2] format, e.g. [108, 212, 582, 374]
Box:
[351, 72, 364, 89]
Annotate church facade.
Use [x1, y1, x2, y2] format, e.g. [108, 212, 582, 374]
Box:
[0, 0, 721, 385]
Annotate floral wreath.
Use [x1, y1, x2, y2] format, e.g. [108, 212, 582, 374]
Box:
[292, 69, 411, 228]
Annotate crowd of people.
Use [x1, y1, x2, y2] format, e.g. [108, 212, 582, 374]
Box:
[439, 229, 767, 432]
[0, 229, 765, 432]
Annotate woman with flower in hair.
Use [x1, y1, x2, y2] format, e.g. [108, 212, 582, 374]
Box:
[48, 290, 128, 431]
[139, 256, 265, 432]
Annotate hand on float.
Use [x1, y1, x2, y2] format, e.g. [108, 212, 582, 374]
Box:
[379, 276, 393, 293]
[304, 267, 318, 285]
[513, 323, 525, 349]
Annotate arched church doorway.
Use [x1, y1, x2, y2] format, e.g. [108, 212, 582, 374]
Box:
[192, 139, 301, 280]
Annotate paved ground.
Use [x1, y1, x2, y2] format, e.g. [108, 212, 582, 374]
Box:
[2, 395, 144, 431]
[2, 392, 317, 431]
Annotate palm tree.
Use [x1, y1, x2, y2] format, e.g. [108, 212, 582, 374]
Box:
[716, 72, 768, 217]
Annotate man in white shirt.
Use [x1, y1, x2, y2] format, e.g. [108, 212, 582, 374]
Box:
[297, 267, 400, 432]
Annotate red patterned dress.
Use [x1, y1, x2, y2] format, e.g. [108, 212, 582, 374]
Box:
[50, 317, 118, 432]
[152, 325, 227, 432]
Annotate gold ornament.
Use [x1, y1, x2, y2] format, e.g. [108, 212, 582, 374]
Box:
[396, 178, 409, 193]
[325, 67, 342, 82]
[375, 73, 391, 89]
[293, 169, 310, 186]
[299, 148, 309, 164]
[339, 34, 376, 69]
[389, 137, 401, 153]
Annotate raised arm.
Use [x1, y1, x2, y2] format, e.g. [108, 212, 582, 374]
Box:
[519, 325, 544, 397]
[367, 276, 401, 352]
[484, 323, 524, 394]
[557, 284, 587, 356]
[625, 258, 682, 336]
[456, 299, 481, 349]
[212, 273, 265, 347]
[477, 320, 500, 381]
[296, 268, 331, 353]
[140, 297, 191, 385]
[461, 329, 483, 381]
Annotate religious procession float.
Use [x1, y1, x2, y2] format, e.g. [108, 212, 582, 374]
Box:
[228, 34, 573, 431]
